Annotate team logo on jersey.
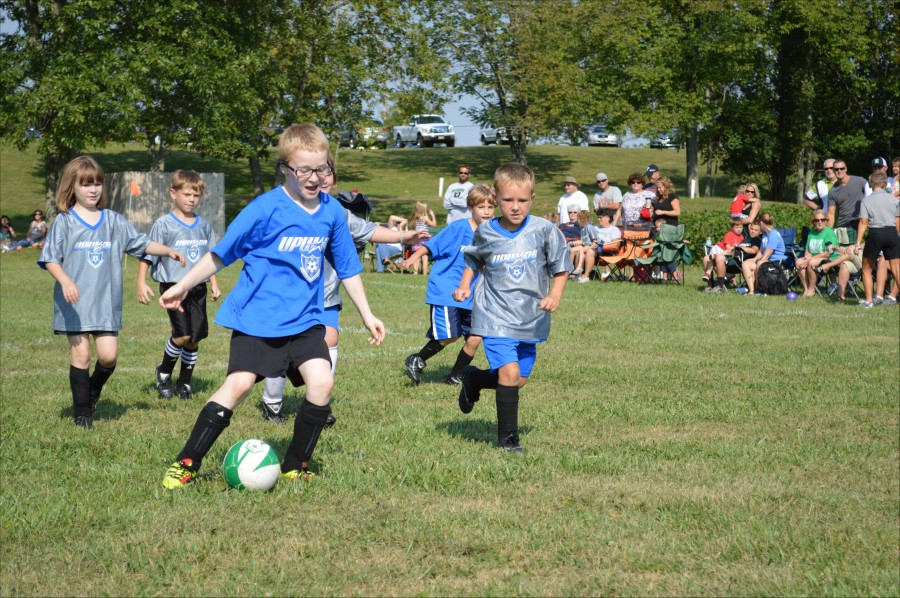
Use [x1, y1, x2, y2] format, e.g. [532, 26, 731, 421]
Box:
[278, 236, 329, 283]
[507, 259, 527, 283]
[88, 246, 104, 268]
[174, 239, 208, 263]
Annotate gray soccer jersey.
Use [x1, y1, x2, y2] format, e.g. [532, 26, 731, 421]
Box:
[145, 212, 217, 283]
[323, 209, 377, 308]
[39, 210, 151, 332]
[464, 216, 569, 340]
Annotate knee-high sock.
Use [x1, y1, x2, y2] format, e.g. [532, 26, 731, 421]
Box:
[89, 361, 116, 408]
[416, 340, 444, 362]
[178, 348, 197, 386]
[496, 384, 519, 438]
[449, 348, 474, 378]
[159, 338, 182, 376]
[70, 366, 91, 418]
[176, 402, 233, 469]
[281, 400, 331, 472]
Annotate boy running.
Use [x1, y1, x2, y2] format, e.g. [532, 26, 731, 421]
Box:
[137, 170, 221, 400]
[452, 164, 569, 452]
[401, 184, 495, 385]
[159, 124, 384, 489]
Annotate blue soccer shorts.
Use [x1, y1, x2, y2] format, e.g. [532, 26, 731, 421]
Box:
[481, 337, 541, 378]
[322, 304, 341, 331]
[426, 305, 471, 341]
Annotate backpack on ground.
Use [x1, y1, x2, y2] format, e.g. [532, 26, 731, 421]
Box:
[757, 261, 789, 295]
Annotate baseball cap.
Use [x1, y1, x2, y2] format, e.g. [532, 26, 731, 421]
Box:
[595, 172, 608, 182]
[562, 175, 579, 186]
[871, 157, 888, 168]
[646, 164, 659, 176]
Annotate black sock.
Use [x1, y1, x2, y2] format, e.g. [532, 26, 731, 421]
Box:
[416, 340, 445, 362]
[176, 401, 232, 469]
[469, 367, 499, 392]
[178, 348, 197, 386]
[69, 366, 91, 418]
[449, 348, 474, 377]
[282, 400, 331, 473]
[160, 338, 181, 376]
[89, 361, 116, 408]
[496, 384, 519, 438]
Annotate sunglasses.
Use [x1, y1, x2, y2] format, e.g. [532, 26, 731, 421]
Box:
[833, 166, 846, 171]
[597, 179, 608, 183]
[746, 189, 756, 194]
[458, 171, 470, 175]
[823, 167, 834, 171]
[812, 218, 826, 222]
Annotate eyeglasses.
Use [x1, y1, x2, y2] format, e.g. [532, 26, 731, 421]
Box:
[279, 160, 332, 179]
[812, 218, 826, 222]
[458, 171, 470, 175]
[833, 166, 846, 172]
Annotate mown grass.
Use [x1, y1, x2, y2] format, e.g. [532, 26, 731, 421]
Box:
[1, 244, 897, 596]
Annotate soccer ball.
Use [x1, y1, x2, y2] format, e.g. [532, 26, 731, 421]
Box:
[222, 439, 280, 491]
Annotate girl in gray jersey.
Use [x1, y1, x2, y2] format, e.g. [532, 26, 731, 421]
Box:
[453, 164, 569, 452]
[39, 157, 185, 428]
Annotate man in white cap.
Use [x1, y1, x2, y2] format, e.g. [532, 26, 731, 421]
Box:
[865, 157, 889, 196]
[593, 173, 622, 221]
[556, 175, 589, 224]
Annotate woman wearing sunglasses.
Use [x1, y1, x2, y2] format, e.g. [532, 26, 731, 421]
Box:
[796, 209, 838, 297]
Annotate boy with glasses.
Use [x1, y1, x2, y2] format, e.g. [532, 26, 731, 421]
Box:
[444, 164, 474, 223]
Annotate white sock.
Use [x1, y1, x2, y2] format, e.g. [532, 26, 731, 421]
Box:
[263, 376, 286, 407]
[329, 346, 338, 375]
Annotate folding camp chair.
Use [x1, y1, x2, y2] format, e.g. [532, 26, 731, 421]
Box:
[633, 224, 692, 284]
[775, 227, 802, 290]
[596, 228, 652, 282]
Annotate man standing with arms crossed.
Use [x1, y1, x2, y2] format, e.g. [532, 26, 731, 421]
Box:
[444, 164, 474, 223]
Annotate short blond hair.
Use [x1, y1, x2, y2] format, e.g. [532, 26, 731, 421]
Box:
[467, 183, 496, 207]
[171, 169, 205, 195]
[494, 163, 535, 193]
[278, 123, 329, 161]
[56, 156, 106, 212]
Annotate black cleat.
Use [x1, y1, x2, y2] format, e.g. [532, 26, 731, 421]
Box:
[405, 354, 425, 385]
[74, 414, 94, 429]
[458, 365, 480, 414]
[155, 364, 174, 399]
[176, 383, 192, 401]
[498, 432, 525, 453]
[325, 412, 337, 427]
[261, 401, 286, 424]
[446, 373, 463, 385]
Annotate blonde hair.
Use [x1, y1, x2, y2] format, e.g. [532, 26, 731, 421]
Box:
[467, 183, 496, 208]
[494, 163, 535, 193]
[410, 201, 430, 222]
[577, 210, 591, 226]
[812, 209, 827, 222]
[56, 156, 106, 212]
[171, 169, 205, 195]
[278, 123, 329, 161]
[656, 176, 675, 198]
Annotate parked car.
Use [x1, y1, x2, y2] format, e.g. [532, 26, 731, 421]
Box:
[393, 114, 455, 148]
[339, 119, 389, 149]
[480, 125, 510, 145]
[586, 124, 622, 147]
[650, 131, 680, 149]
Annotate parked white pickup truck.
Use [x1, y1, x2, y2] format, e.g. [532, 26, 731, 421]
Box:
[393, 115, 455, 148]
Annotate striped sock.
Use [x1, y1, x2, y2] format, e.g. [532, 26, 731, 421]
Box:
[178, 348, 197, 386]
[160, 338, 182, 376]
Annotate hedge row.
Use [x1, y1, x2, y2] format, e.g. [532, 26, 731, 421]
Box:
[680, 202, 812, 253]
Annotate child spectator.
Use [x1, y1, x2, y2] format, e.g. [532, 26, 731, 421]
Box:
[572, 210, 598, 282]
[702, 219, 745, 283]
[375, 215, 408, 273]
[402, 184, 495, 386]
[137, 170, 221, 401]
[158, 124, 385, 489]
[0, 215, 16, 251]
[453, 163, 569, 452]
[10, 210, 47, 250]
[729, 185, 750, 221]
[407, 201, 437, 275]
[38, 156, 184, 428]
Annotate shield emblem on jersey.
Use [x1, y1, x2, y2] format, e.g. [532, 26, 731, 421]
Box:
[300, 250, 322, 283]
[507, 259, 526, 283]
[187, 242, 201, 263]
[88, 246, 104, 268]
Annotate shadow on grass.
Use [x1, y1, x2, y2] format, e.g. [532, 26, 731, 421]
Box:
[59, 400, 154, 422]
[436, 418, 533, 447]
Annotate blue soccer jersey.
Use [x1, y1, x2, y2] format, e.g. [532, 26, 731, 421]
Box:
[212, 186, 361, 337]
[423, 217, 478, 309]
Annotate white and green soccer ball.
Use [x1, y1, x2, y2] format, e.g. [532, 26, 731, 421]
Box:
[222, 439, 280, 491]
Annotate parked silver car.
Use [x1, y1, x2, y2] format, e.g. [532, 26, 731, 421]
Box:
[480, 125, 510, 145]
[339, 119, 389, 149]
[650, 131, 680, 149]
[586, 124, 622, 147]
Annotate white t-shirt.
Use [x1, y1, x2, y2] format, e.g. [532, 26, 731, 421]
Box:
[443, 181, 474, 223]
[556, 190, 589, 224]
[593, 186, 623, 211]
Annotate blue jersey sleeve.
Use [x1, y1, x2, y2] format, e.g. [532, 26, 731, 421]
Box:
[212, 201, 264, 266]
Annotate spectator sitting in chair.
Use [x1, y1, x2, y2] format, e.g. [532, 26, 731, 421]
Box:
[375, 215, 409, 273]
[741, 212, 785, 296]
[9, 209, 47, 250]
[592, 213, 623, 281]
[703, 219, 746, 290]
[559, 206, 583, 276]
[796, 209, 838, 298]
[817, 244, 862, 301]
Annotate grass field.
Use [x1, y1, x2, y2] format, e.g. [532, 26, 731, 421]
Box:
[1, 244, 898, 595]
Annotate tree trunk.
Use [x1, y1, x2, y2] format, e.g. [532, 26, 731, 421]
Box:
[795, 147, 814, 204]
[509, 128, 528, 165]
[43, 150, 77, 219]
[686, 124, 699, 199]
[146, 132, 165, 172]
[248, 154, 265, 197]
[703, 139, 714, 197]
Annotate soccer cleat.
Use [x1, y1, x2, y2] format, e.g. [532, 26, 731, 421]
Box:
[74, 414, 93, 429]
[446, 373, 463, 385]
[498, 432, 525, 453]
[325, 412, 337, 427]
[261, 401, 286, 424]
[155, 364, 174, 399]
[280, 463, 315, 482]
[404, 354, 425, 385]
[176, 383, 192, 401]
[458, 365, 480, 414]
[161, 458, 196, 489]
